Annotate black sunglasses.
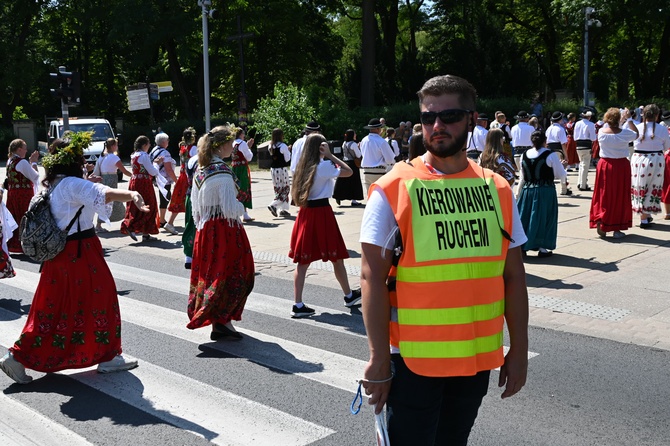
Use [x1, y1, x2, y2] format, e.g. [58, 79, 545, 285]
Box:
[420, 109, 472, 125]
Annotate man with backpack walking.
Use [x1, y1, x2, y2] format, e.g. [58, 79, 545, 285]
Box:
[150, 132, 179, 235]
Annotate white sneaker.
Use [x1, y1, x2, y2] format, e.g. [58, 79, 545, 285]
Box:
[163, 223, 179, 235]
[97, 355, 138, 374]
[0, 353, 33, 384]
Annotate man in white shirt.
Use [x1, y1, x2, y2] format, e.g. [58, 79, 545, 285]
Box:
[289, 121, 321, 173]
[149, 133, 179, 235]
[511, 111, 535, 171]
[573, 111, 597, 191]
[360, 118, 397, 194]
[466, 113, 489, 159]
[546, 111, 571, 195]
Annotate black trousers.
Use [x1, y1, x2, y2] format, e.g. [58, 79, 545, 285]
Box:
[159, 183, 172, 209]
[387, 354, 490, 446]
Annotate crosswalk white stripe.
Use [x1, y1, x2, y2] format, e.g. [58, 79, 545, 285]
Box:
[0, 310, 334, 446]
[0, 392, 95, 446]
[3, 269, 366, 393]
[107, 261, 367, 339]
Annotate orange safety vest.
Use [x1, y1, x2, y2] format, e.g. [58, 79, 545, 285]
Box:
[373, 157, 513, 377]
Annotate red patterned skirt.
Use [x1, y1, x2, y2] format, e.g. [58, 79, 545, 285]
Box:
[589, 157, 632, 232]
[121, 176, 159, 235]
[6, 187, 34, 253]
[289, 203, 350, 264]
[187, 218, 255, 329]
[662, 152, 670, 204]
[566, 136, 579, 165]
[10, 235, 122, 372]
[167, 171, 188, 213]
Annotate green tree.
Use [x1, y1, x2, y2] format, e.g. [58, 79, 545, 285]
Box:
[252, 82, 316, 143]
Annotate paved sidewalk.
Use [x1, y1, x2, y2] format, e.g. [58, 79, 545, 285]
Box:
[241, 168, 670, 352]
[4, 164, 670, 351]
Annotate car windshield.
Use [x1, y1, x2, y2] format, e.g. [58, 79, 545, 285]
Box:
[58, 123, 113, 141]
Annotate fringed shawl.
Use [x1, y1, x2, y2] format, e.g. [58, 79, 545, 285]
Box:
[191, 158, 245, 229]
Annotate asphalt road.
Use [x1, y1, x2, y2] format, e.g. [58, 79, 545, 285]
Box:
[1, 244, 669, 445]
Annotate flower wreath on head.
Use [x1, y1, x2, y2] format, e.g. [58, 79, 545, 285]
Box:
[210, 123, 241, 151]
[41, 131, 93, 170]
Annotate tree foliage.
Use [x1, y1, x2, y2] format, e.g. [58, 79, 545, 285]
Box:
[0, 0, 668, 145]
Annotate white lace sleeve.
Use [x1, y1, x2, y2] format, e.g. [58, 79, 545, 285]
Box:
[51, 177, 112, 230]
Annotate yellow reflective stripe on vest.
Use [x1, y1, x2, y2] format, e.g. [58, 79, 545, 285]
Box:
[396, 259, 505, 283]
[399, 332, 503, 359]
[397, 299, 504, 326]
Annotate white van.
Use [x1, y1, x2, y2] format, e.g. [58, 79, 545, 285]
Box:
[47, 117, 116, 164]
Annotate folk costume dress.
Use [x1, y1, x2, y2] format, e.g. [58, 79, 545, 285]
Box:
[168, 144, 197, 214]
[0, 194, 16, 279]
[589, 128, 637, 232]
[268, 142, 291, 212]
[187, 157, 255, 330]
[289, 159, 349, 264]
[5, 155, 39, 253]
[181, 154, 199, 261]
[9, 177, 124, 372]
[662, 127, 670, 206]
[631, 122, 670, 216]
[333, 141, 364, 202]
[93, 153, 125, 221]
[565, 120, 579, 166]
[120, 151, 160, 236]
[517, 147, 567, 252]
[231, 138, 253, 209]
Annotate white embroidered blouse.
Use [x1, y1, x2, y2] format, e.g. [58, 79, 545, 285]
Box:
[190, 157, 244, 230]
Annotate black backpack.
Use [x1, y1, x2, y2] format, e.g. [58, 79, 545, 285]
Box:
[20, 189, 83, 262]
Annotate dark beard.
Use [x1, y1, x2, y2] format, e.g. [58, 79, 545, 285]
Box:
[423, 129, 469, 158]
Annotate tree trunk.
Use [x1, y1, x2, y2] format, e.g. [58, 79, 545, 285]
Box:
[164, 39, 197, 121]
[360, 0, 375, 107]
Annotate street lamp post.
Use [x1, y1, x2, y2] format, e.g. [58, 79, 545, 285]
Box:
[583, 7, 601, 107]
[198, 0, 214, 131]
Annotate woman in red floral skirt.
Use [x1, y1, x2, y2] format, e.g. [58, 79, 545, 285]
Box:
[0, 133, 150, 384]
[168, 127, 198, 215]
[188, 124, 255, 340]
[120, 135, 161, 242]
[288, 134, 361, 318]
[5, 139, 40, 253]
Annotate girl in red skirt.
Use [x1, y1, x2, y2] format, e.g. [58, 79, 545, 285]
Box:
[565, 113, 579, 169]
[5, 139, 40, 253]
[168, 127, 198, 215]
[0, 134, 150, 384]
[121, 135, 160, 242]
[188, 124, 255, 340]
[289, 133, 360, 318]
[590, 108, 639, 238]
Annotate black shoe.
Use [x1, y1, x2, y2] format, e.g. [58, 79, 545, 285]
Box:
[577, 185, 591, 191]
[344, 288, 362, 307]
[185, 262, 192, 270]
[142, 234, 157, 242]
[537, 250, 553, 258]
[268, 205, 278, 217]
[560, 189, 573, 196]
[640, 222, 653, 229]
[210, 323, 242, 340]
[648, 216, 654, 223]
[291, 304, 315, 318]
[279, 210, 291, 217]
[159, 221, 167, 228]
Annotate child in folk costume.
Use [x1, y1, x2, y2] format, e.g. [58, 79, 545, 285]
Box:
[267, 128, 292, 218]
[93, 138, 132, 231]
[5, 139, 40, 253]
[0, 133, 149, 384]
[168, 127, 198, 216]
[289, 133, 361, 318]
[232, 127, 255, 222]
[187, 124, 255, 340]
[120, 136, 162, 242]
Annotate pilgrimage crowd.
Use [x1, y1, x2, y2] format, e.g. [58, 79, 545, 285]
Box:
[1, 72, 669, 444]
